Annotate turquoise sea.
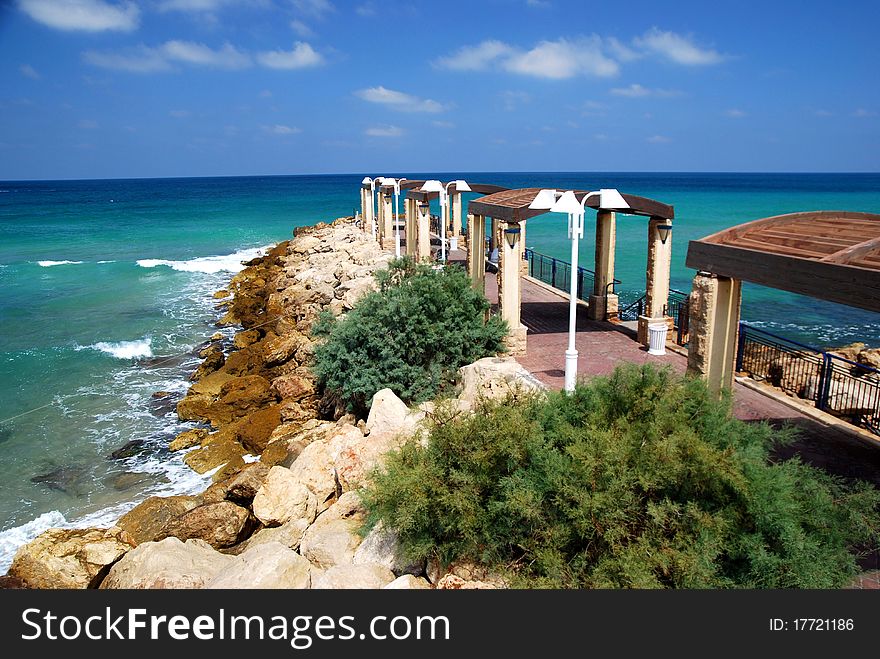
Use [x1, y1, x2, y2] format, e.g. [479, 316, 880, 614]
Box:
[1, 172, 878, 569]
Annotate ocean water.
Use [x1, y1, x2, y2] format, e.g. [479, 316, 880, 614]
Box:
[0, 172, 878, 570]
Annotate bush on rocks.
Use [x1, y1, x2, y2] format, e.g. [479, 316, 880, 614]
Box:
[363, 363, 880, 589]
[312, 257, 507, 415]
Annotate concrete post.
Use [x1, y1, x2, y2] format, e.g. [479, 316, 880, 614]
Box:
[467, 213, 486, 292]
[450, 192, 463, 251]
[498, 222, 527, 354]
[405, 197, 417, 258]
[363, 187, 375, 237]
[519, 220, 529, 275]
[380, 193, 394, 250]
[637, 217, 674, 346]
[416, 202, 432, 261]
[359, 188, 366, 230]
[588, 210, 618, 321]
[686, 273, 742, 397]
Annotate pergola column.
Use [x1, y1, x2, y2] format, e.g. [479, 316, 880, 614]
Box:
[467, 213, 486, 291]
[637, 217, 674, 346]
[362, 187, 375, 235]
[379, 192, 394, 250]
[416, 201, 432, 260]
[519, 220, 529, 275]
[588, 210, 618, 321]
[450, 192, 463, 250]
[405, 197, 417, 258]
[489, 217, 499, 254]
[686, 272, 742, 397]
[497, 222, 527, 354]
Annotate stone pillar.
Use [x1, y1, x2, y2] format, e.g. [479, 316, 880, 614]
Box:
[686, 273, 742, 397]
[519, 220, 529, 275]
[363, 188, 375, 236]
[416, 202, 432, 261]
[637, 217, 673, 346]
[588, 210, 618, 321]
[466, 213, 486, 292]
[380, 193, 394, 250]
[497, 222, 527, 354]
[450, 192, 463, 252]
[405, 197, 417, 258]
[359, 188, 366, 229]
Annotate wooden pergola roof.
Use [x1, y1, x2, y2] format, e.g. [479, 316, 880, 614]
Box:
[468, 187, 675, 223]
[686, 211, 880, 314]
[406, 183, 508, 202]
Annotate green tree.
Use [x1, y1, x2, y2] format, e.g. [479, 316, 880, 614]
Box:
[312, 257, 507, 415]
[363, 363, 880, 588]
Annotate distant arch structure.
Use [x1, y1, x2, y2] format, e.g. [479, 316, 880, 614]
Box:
[685, 210, 880, 394]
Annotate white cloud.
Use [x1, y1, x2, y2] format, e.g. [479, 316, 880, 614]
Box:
[162, 40, 250, 69]
[610, 83, 650, 97]
[290, 19, 314, 38]
[158, 0, 237, 10]
[169, 109, 190, 118]
[292, 0, 334, 18]
[526, 0, 551, 8]
[356, 2, 375, 16]
[83, 46, 172, 73]
[724, 108, 747, 118]
[264, 124, 301, 135]
[436, 36, 617, 79]
[500, 90, 530, 111]
[365, 125, 403, 137]
[647, 134, 671, 144]
[814, 109, 833, 117]
[434, 40, 514, 71]
[853, 108, 876, 118]
[19, 0, 139, 32]
[432, 120, 455, 129]
[259, 89, 273, 98]
[355, 86, 446, 113]
[257, 42, 324, 69]
[20, 64, 41, 79]
[634, 28, 724, 66]
[606, 37, 641, 63]
[610, 83, 680, 98]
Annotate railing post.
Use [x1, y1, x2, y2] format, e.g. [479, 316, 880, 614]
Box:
[816, 353, 832, 410]
[735, 322, 747, 372]
[551, 257, 557, 289]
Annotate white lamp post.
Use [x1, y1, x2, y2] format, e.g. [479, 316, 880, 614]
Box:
[361, 176, 377, 240]
[529, 188, 630, 392]
[420, 179, 470, 261]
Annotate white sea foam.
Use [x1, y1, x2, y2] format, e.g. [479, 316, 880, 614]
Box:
[36, 260, 84, 267]
[0, 510, 68, 573]
[136, 245, 269, 274]
[96, 260, 116, 264]
[79, 338, 154, 360]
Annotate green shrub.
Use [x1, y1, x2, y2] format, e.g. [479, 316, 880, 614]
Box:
[363, 363, 880, 588]
[312, 257, 507, 415]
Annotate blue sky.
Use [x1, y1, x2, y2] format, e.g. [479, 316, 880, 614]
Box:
[1, 0, 878, 179]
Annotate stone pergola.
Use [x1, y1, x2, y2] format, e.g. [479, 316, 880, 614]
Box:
[685, 211, 880, 395]
[468, 187, 675, 354]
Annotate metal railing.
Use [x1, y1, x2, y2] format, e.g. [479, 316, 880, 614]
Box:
[737, 323, 880, 436]
[618, 289, 690, 346]
[523, 249, 619, 303]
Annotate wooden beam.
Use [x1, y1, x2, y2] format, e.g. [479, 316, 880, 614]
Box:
[686, 240, 880, 314]
[821, 235, 880, 264]
[701, 211, 880, 245]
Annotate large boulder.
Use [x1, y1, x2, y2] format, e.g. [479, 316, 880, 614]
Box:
[169, 428, 208, 452]
[232, 405, 282, 454]
[207, 375, 276, 426]
[365, 388, 416, 436]
[287, 439, 338, 513]
[332, 428, 404, 492]
[299, 492, 364, 569]
[100, 538, 234, 589]
[205, 542, 311, 589]
[158, 501, 253, 549]
[202, 462, 270, 505]
[271, 374, 315, 402]
[353, 521, 423, 576]
[232, 518, 311, 554]
[458, 357, 546, 406]
[384, 575, 432, 590]
[252, 466, 318, 527]
[312, 563, 395, 589]
[9, 527, 135, 589]
[116, 495, 202, 545]
[263, 333, 308, 366]
[183, 436, 247, 474]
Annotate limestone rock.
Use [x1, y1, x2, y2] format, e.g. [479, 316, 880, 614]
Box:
[299, 492, 365, 569]
[233, 329, 261, 349]
[365, 388, 420, 436]
[353, 521, 423, 576]
[435, 574, 499, 589]
[207, 375, 276, 426]
[233, 518, 310, 554]
[332, 428, 404, 492]
[312, 563, 395, 589]
[205, 542, 311, 589]
[288, 439, 338, 513]
[169, 427, 208, 452]
[233, 405, 282, 454]
[252, 466, 318, 527]
[202, 462, 270, 505]
[458, 357, 545, 405]
[384, 575, 432, 589]
[271, 373, 316, 402]
[158, 501, 252, 549]
[263, 334, 306, 366]
[9, 527, 135, 589]
[100, 538, 234, 589]
[183, 436, 246, 474]
[189, 370, 237, 397]
[117, 495, 202, 545]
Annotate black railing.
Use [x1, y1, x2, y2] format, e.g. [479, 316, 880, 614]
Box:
[523, 249, 619, 304]
[737, 323, 880, 436]
[617, 288, 689, 346]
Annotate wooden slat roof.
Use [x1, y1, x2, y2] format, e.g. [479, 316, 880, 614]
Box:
[468, 188, 675, 223]
[686, 211, 880, 314]
[405, 182, 508, 202]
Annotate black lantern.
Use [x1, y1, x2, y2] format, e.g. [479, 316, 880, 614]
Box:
[656, 224, 672, 244]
